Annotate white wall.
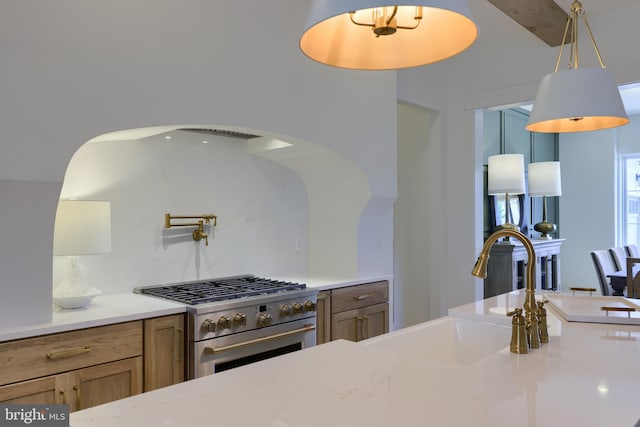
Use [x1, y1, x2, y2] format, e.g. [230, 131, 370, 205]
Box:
[558, 129, 618, 289]
[249, 136, 375, 277]
[395, 103, 438, 327]
[558, 115, 640, 290]
[0, 1, 397, 328]
[618, 114, 640, 155]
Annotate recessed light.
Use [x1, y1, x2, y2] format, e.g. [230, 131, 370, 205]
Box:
[164, 135, 172, 140]
[202, 140, 209, 144]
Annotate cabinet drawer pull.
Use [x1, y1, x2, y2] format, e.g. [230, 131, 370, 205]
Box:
[73, 385, 81, 410]
[354, 294, 372, 301]
[176, 328, 183, 363]
[59, 389, 66, 405]
[601, 306, 636, 317]
[46, 347, 92, 359]
[363, 316, 369, 340]
[570, 287, 597, 295]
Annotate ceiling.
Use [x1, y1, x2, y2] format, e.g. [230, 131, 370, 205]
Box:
[484, 0, 640, 115]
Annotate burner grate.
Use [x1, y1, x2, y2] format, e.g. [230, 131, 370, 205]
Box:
[138, 276, 306, 305]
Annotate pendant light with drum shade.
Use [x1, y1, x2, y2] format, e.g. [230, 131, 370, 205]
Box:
[299, 0, 478, 70]
[526, 1, 629, 133]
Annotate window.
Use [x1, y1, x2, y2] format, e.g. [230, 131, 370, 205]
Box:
[621, 154, 640, 247]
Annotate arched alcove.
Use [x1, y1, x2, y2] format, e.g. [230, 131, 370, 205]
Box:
[54, 125, 373, 294]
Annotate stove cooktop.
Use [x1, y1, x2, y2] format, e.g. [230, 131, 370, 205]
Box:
[136, 275, 306, 305]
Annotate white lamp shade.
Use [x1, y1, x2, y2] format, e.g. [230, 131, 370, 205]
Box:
[299, 0, 478, 70]
[528, 161, 562, 197]
[53, 200, 112, 256]
[526, 68, 629, 133]
[488, 154, 525, 195]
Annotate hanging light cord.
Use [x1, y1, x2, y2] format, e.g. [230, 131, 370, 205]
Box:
[554, 0, 606, 72]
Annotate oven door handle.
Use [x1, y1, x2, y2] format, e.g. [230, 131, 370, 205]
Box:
[204, 324, 316, 355]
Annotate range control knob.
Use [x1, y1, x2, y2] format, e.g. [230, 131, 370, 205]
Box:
[257, 313, 273, 327]
[292, 302, 304, 314]
[201, 319, 216, 333]
[280, 304, 291, 316]
[233, 312, 247, 327]
[217, 315, 231, 330]
[303, 300, 317, 312]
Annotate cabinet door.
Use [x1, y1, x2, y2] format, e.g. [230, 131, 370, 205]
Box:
[0, 376, 60, 405]
[362, 303, 389, 340]
[331, 309, 361, 342]
[144, 314, 185, 391]
[316, 291, 331, 345]
[72, 357, 142, 411]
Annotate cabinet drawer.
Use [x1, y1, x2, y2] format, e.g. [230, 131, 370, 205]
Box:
[331, 281, 389, 313]
[0, 321, 142, 386]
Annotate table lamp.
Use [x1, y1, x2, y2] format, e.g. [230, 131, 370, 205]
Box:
[53, 200, 111, 308]
[488, 154, 525, 232]
[528, 161, 561, 239]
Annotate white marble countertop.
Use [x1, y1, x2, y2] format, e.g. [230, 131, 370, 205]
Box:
[271, 274, 393, 291]
[0, 275, 390, 342]
[70, 290, 640, 427]
[0, 294, 186, 342]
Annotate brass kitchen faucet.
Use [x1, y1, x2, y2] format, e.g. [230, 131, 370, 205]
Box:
[165, 213, 217, 245]
[472, 229, 549, 354]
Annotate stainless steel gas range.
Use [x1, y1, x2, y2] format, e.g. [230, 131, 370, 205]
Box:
[135, 275, 317, 378]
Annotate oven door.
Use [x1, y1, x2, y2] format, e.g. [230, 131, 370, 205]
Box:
[191, 318, 316, 378]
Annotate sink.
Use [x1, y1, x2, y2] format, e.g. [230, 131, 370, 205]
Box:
[363, 316, 511, 364]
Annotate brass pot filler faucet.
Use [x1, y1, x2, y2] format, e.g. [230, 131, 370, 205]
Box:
[472, 229, 549, 354]
[165, 213, 217, 246]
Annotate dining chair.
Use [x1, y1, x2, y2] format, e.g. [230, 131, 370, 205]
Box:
[608, 247, 628, 271]
[627, 257, 640, 298]
[591, 250, 616, 296]
[625, 244, 640, 257]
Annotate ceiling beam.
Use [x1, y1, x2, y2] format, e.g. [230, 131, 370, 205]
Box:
[486, 0, 569, 47]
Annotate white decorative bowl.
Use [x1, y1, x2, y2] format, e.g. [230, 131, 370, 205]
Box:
[53, 288, 102, 309]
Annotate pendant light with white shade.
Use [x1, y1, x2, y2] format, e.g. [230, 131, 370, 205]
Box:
[299, 0, 478, 70]
[526, 1, 629, 133]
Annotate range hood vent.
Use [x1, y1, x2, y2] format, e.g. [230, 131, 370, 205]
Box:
[179, 128, 261, 140]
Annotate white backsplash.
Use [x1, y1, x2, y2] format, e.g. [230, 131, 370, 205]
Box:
[54, 131, 308, 294]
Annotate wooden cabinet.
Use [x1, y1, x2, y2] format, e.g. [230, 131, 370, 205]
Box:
[0, 377, 58, 405]
[315, 291, 331, 345]
[484, 239, 563, 298]
[143, 314, 185, 391]
[0, 313, 186, 411]
[331, 303, 389, 342]
[0, 357, 142, 411]
[327, 281, 389, 343]
[0, 322, 143, 411]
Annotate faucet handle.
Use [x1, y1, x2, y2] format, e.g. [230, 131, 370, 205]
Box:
[536, 300, 550, 344]
[506, 308, 528, 354]
[192, 224, 209, 246]
[506, 307, 523, 318]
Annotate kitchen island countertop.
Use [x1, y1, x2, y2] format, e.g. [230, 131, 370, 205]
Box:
[70, 290, 640, 427]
